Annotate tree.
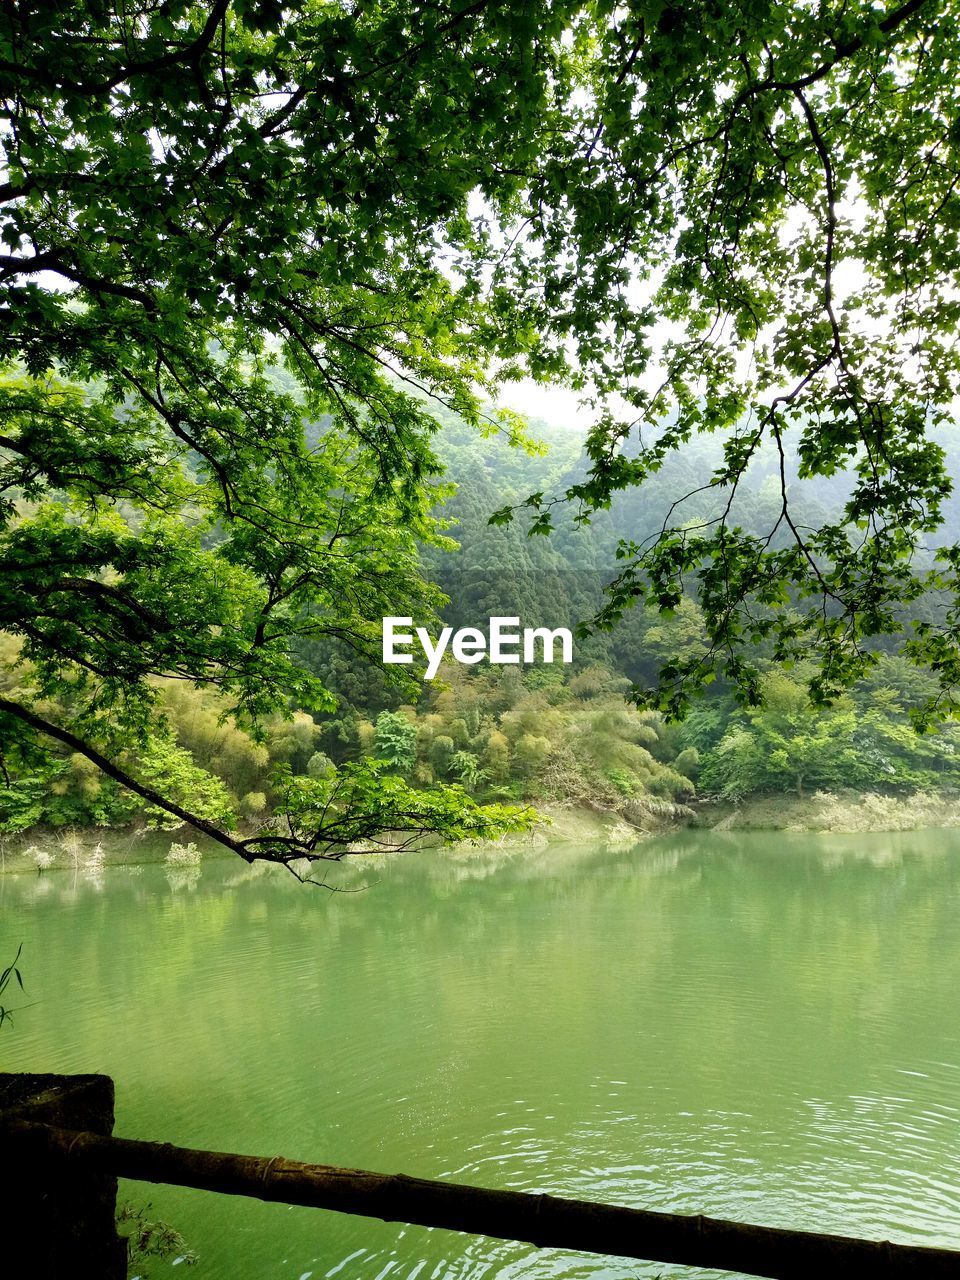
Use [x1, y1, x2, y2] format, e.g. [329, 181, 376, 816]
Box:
[696, 667, 960, 797]
[0, 0, 561, 866]
[372, 711, 417, 775]
[700, 673, 866, 798]
[483, 0, 960, 725]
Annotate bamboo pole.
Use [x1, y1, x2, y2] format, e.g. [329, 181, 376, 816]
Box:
[5, 1119, 960, 1278]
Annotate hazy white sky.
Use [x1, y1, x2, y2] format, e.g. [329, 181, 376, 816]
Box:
[495, 378, 593, 430]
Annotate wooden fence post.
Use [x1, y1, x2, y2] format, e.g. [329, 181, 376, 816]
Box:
[0, 1073, 126, 1277]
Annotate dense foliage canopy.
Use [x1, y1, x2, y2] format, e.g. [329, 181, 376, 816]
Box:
[3, 0, 960, 859]
[0, 0, 561, 861]
[485, 0, 960, 720]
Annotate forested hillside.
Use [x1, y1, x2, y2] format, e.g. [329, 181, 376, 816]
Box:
[7, 407, 960, 843]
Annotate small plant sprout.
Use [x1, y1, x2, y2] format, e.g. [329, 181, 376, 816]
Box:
[118, 1202, 197, 1273]
[0, 944, 24, 1029]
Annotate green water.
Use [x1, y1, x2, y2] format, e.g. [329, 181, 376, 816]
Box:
[3, 828, 960, 1279]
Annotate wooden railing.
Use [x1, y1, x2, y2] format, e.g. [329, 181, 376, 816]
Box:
[3, 1073, 960, 1279]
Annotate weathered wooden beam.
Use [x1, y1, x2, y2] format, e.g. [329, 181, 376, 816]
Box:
[4, 1116, 959, 1279]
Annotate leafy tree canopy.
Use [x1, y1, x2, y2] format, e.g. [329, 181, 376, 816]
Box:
[0, 0, 560, 863]
[484, 0, 960, 723]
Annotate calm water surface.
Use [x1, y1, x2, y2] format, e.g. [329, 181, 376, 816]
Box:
[2, 829, 960, 1279]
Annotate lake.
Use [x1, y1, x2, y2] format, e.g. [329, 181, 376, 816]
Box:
[2, 828, 960, 1279]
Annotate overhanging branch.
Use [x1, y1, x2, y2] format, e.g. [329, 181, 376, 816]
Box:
[0, 694, 253, 861]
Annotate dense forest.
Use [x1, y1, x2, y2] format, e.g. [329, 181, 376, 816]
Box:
[7, 403, 960, 847]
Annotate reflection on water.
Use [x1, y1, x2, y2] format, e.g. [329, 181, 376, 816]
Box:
[2, 828, 960, 1278]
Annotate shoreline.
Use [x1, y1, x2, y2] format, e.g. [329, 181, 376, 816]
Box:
[3, 788, 960, 875]
[689, 788, 960, 834]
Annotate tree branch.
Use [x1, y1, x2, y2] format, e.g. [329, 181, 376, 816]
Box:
[0, 0, 231, 96]
[0, 694, 253, 860]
